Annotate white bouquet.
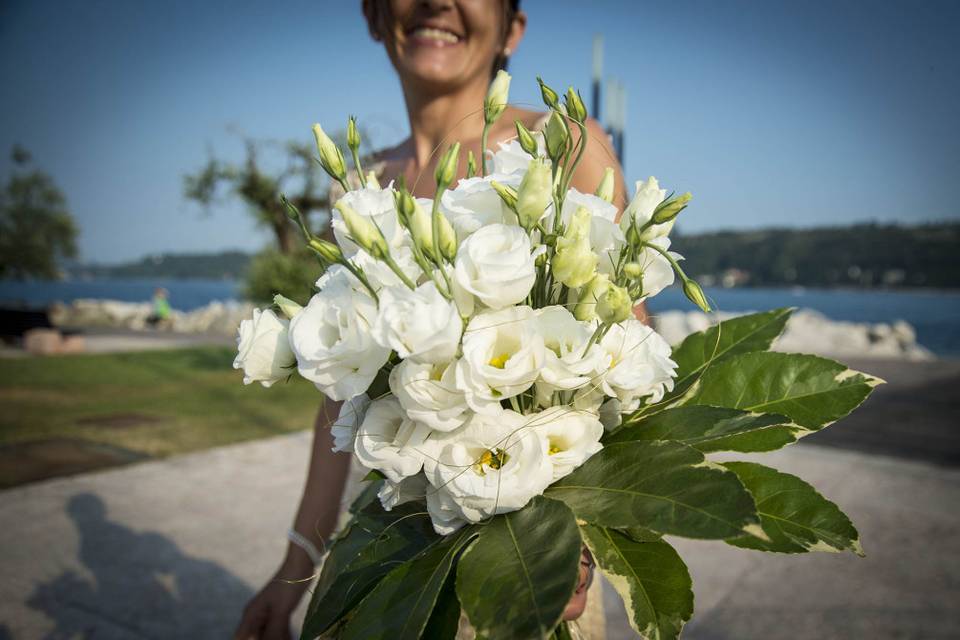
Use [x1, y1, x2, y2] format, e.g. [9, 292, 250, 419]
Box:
[236, 74, 880, 640]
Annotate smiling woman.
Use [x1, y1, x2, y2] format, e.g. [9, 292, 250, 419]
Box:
[233, 2, 623, 639]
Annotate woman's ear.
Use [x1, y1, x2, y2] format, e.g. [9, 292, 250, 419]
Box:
[504, 10, 527, 57]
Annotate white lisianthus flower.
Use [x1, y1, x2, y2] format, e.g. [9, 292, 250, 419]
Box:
[598, 398, 623, 432]
[456, 306, 545, 414]
[488, 135, 546, 175]
[425, 485, 468, 535]
[634, 236, 682, 300]
[233, 308, 296, 387]
[329, 394, 370, 453]
[453, 223, 539, 310]
[331, 185, 402, 257]
[534, 306, 606, 404]
[560, 188, 625, 275]
[423, 411, 552, 523]
[597, 318, 677, 411]
[441, 175, 521, 239]
[354, 396, 432, 483]
[530, 406, 604, 480]
[622, 176, 671, 241]
[372, 282, 462, 364]
[288, 270, 390, 401]
[348, 244, 422, 292]
[379, 473, 429, 511]
[390, 360, 470, 432]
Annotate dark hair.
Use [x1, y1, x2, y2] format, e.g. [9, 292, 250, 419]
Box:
[362, 0, 521, 79]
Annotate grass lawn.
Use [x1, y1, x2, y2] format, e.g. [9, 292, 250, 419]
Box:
[0, 347, 323, 486]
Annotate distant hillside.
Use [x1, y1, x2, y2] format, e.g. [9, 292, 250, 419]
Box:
[68, 222, 960, 289]
[71, 250, 251, 280]
[671, 222, 959, 289]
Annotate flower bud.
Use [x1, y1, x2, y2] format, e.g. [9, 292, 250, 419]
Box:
[515, 158, 552, 230]
[683, 278, 712, 313]
[595, 167, 615, 203]
[409, 200, 456, 261]
[273, 294, 303, 320]
[334, 200, 389, 259]
[490, 180, 518, 211]
[484, 70, 511, 125]
[309, 237, 344, 264]
[435, 142, 461, 189]
[537, 76, 560, 109]
[346, 116, 361, 152]
[365, 170, 381, 190]
[652, 192, 692, 225]
[312, 123, 346, 182]
[565, 87, 587, 123]
[552, 206, 597, 288]
[544, 111, 569, 160]
[596, 284, 631, 324]
[466, 150, 478, 178]
[623, 262, 642, 279]
[394, 188, 416, 227]
[515, 120, 539, 157]
[574, 273, 611, 321]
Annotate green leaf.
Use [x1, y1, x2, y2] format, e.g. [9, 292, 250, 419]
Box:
[301, 503, 439, 639]
[456, 496, 581, 640]
[656, 308, 793, 407]
[581, 525, 693, 640]
[610, 405, 802, 453]
[683, 352, 883, 430]
[545, 441, 761, 539]
[340, 528, 476, 640]
[724, 461, 863, 556]
[422, 573, 465, 640]
[616, 526, 662, 543]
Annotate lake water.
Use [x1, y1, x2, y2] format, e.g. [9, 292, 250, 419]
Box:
[2, 278, 958, 356]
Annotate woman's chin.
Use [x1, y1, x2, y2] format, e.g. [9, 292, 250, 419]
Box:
[561, 588, 589, 621]
[396, 50, 478, 87]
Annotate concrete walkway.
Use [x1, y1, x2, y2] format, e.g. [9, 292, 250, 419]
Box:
[1, 432, 958, 639]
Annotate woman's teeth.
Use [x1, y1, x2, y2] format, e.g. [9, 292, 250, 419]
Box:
[412, 27, 460, 44]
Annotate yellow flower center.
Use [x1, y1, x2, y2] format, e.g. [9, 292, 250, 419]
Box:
[488, 352, 511, 369]
[475, 448, 509, 475]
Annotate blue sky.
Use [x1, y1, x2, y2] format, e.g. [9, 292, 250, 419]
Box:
[1, 0, 957, 263]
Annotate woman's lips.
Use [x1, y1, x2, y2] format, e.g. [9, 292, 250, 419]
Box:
[406, 27, 463, 48]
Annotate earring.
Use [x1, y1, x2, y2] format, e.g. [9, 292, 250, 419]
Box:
[503, 47, 512, 56]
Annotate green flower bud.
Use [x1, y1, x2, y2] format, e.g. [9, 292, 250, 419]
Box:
[565, 86, 587, 123]
[312, 123, 346, 182]
[574, 273, 611, 321]
[334, 200, 389, 259]
[537, 76, 560, 110]
[308, 237, 344, 264]
[683, 278, 712, 312]
[596, 284, 632, 324]
[409, 199, 456, 262]
[365, 170, 381, 190]
[346, 116, 360, 152]
[652, 192, 692, 225]
[484, 69, 511, 125]
[273, 294, 303, 320]
[552, 206, 597, 288]
[394, 188, 416, 227]
[435, 142, 461, 189]
[516, 158, 552, 230]
[490, 180, 518, 211]
[623, 262, 642, 279]
[515, 120, 539, 157]
[535, 251, 548, 268]
[595, 167, 615, 203]
[466, 150, 478, 178]
[544, 111, 570, 160]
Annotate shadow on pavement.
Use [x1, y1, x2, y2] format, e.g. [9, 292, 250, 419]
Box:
[27, 493, 253, 638]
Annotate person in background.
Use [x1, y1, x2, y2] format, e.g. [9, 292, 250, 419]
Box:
[145, 287, 171, 329]
[235, 1, 630, 638]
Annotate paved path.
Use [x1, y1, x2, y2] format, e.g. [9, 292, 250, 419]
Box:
[1, 431, 958, 639]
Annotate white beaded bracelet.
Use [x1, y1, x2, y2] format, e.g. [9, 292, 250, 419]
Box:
[287, 528, 325, 567]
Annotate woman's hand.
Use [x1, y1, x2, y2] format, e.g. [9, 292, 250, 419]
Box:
[233, 557, 313, 640]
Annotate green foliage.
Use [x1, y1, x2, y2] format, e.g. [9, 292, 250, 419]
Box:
[242, 247, 322, 305]
[671, 222, 960, 288]
[0, 146, 78, 280]
[581, 525, 693, 639]
[299, 311, 880, 639]
[71, 250, 250, 280]
[456, 496, 581, 640]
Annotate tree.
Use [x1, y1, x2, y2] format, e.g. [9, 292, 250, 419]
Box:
[184, 134, 338, 254]
[0, 146, 79, 280]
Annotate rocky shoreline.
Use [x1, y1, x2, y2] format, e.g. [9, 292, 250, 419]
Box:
[44, 299, 935, 361]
